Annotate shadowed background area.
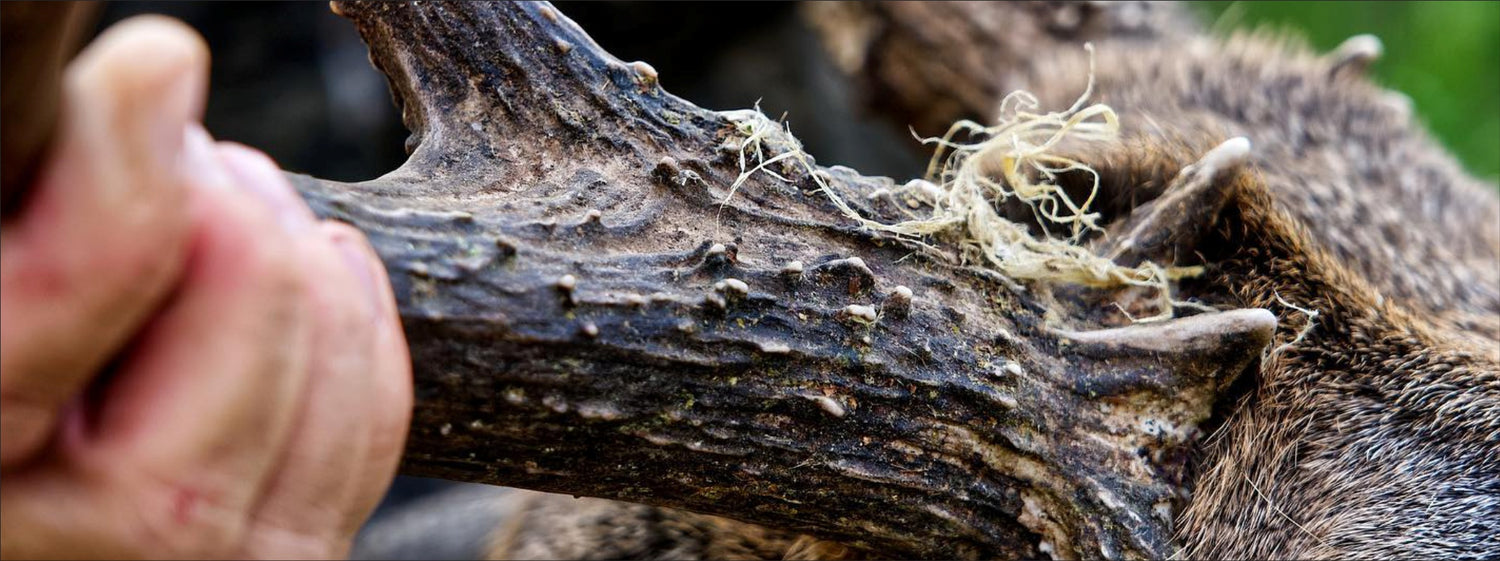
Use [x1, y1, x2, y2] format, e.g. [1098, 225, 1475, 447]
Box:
[92, 1, 1500, 185]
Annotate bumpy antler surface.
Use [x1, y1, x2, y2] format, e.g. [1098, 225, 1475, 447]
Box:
[284, 2, 1281, 558]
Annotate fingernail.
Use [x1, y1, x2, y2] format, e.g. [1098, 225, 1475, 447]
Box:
[216, 145, 316, 233]
[150, 60, 207, 173]
[178, 124, 231, 190]
[331, 233, 382, 317]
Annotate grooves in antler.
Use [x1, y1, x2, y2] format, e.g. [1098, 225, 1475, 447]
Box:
[284, 2, 1276, 558]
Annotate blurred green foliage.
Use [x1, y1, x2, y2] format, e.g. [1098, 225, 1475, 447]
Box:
[1195, 1, 1500, 181]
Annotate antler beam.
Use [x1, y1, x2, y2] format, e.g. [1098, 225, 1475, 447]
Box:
[285, 2, 1273, 558]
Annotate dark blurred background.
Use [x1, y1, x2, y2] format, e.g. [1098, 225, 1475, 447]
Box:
[84, 0, 1500, 546]
[91, 1, 932, 184]
[93, 2, 1500, 184]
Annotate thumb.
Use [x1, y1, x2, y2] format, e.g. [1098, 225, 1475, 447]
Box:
[0, 16, 212, 468]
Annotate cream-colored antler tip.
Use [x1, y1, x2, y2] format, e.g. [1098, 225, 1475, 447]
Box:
[1334, 34, 1383, 63]
[1199, 136, 1252, 174]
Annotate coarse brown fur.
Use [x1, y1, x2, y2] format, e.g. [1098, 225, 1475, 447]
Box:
[356, 3, 1499, 560]
[923, 4, 1500, 558]
[485, 492, 852, 561]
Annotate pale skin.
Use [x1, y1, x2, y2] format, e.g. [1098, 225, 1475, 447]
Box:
[0, 16, 413, 559]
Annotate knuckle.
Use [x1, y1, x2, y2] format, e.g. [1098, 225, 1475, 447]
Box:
[364, 416, 409, 470]
[302, 252, 364, 349]
[226, 222, 305, 299]
[204, 232, 309, 343]
[260, 248, 310, 313]
[365, 361, 414, 455]
[316, 222, 384, 326]
[238, 243, 301, 298]
[320, 221, 368, 245]
[378, 390, 414, 449]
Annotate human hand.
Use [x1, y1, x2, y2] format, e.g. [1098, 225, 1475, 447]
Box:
[0, 16, 412, 559]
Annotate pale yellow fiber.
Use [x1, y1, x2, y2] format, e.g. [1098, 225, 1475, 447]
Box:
[721, 45, 1198, 320]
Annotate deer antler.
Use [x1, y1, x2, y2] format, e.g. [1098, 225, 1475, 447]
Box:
[285, 2, 1274, 558]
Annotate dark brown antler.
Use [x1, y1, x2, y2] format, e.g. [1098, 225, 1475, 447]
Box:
[285, 2, 1276, 558]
